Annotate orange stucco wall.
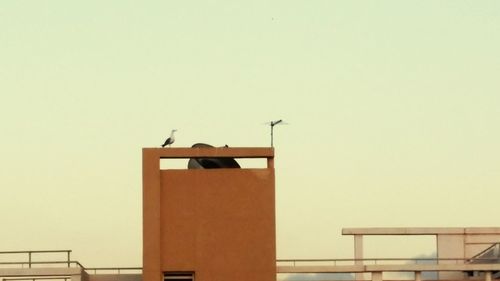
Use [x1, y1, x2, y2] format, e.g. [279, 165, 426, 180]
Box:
[143, 148, 276, 281]
[161, 169, 275, 281]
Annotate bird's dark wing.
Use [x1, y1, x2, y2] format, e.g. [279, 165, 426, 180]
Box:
[162, 137, 173, 147]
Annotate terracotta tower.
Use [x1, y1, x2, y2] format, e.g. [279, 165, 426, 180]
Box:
[143, 147, 276, 281]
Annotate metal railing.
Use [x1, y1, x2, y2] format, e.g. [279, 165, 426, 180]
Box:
[0, 250, 83, 269]
[277, 258, 500, 267]
[85, 267, 143, 275]
[2, 278, 69, 281]
[0, 250, 142, 275]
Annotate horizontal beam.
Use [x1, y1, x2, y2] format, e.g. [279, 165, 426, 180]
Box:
[466, 228, 500, 234]
[0, 268, 83, 277]
[86, 274, 142, 281]
[143, 147, 274, 159]
[342, 227, 500, 236]
[277, 265, 364, 273]
[276, 264, 500, 273]
[0, 250, 71, 254]
[277, 263, 500, 273]
[366, 263, 500, 272]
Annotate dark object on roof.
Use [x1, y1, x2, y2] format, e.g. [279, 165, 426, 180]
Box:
[187, 143, 241, 169]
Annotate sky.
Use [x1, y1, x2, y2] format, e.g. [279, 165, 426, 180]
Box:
[1, 0, 499, 268]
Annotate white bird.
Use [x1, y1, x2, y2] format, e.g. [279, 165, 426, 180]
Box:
[161, 129, 177, 147]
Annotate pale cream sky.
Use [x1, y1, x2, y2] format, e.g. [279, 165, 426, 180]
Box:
[1, 1, 499, 267]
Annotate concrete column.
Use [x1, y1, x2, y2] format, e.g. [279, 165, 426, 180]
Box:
[415, 271, 422, 281]
[437, 234, 465, 280]
[355, 235, 364, 281]
[372, 272, 383, 281]
[267, 156, 274, 168]
[485, 271, 492, 281]
[143, 150, 162, 281]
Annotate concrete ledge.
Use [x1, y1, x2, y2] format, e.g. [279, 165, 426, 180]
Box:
[277, 265, 365, 273]
[342, 228, 466, 235]
[0, 267, 83, 277]
[342, 228, 500, 236]
[465, 234, 500, 244]
[366, 264, 500, 272]
[465, 228, 500, 235]
[88, 274, 142, 281]
[278, 264, 500, 273]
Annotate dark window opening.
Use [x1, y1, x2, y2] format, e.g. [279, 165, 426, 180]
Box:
[164, 272, 194, 281]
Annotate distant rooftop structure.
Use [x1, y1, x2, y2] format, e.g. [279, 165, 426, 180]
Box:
[338, 227, 500, 281]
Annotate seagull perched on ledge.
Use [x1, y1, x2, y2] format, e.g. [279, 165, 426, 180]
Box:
[161, 129, 177, 147]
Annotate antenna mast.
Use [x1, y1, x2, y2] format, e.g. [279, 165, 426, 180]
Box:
[269, 119, 283, 147]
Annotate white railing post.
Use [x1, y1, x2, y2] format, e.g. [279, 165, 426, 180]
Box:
[355, 235, 364, 281]
[415, 271, 422, 281]
[372, 272, 383, 281]
[485, 271, 492, 281]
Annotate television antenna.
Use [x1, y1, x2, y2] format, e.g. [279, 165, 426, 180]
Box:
[265, 119, 288, 147]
